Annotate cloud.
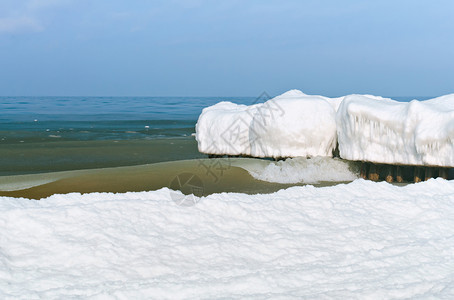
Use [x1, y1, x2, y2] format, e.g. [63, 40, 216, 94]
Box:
[26, 0, 72, 11]
[0, 16, 43, 33]
[0, 0, 71, 34]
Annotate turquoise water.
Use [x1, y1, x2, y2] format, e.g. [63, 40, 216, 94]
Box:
[0, 96, 254, 121]
[0, 96, 257, 143]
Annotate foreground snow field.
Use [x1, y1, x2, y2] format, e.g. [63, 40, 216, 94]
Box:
[1, 179, 454, 298]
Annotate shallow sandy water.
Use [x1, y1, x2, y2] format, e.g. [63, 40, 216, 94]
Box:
[0, 158, 323, 199]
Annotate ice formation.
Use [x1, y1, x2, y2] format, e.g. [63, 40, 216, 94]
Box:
[233, 156, 359, 184]
[197, 90, 454, 167]
[2, 179, 454, 298]
[196, 90, 343, 158]
[337, 94, 454, 167]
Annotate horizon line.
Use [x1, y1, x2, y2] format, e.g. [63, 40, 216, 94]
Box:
[0, 94, 443, 99]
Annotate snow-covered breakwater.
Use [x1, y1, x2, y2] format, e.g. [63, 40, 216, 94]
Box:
[337, 94, 454, 167]
[196, 90, 454, 171]
[196, 90, 343, 158]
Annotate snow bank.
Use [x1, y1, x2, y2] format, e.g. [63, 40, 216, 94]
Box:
[234, 157, 359, 184]
[196, 90, 343, 158]
[2, 179, 454, 298]
[337, 94, 454, 166]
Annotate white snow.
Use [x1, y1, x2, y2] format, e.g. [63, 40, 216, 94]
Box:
[2, 179, 454, 298]
[197, 90, 454, 167]
[337, 94, 454, 166]
[233, 157, 359, 184]
[195, 90, 343, 158]
[195, 101, 260, 156]
[249, 90, 342, 158]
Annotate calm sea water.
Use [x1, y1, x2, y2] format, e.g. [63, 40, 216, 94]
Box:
[0, 96, 257, 143]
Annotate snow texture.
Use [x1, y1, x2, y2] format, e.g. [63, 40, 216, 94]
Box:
[337, 94, 454, 166]
[197, 90, 454, 167]
[196, 90, 343, 158]
[249, 90, 342, 158]
[2, 179, 454, 298]
[195, 101, 260, 156]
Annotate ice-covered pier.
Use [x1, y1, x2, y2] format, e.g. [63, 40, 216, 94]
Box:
[196, 90, 454, 182]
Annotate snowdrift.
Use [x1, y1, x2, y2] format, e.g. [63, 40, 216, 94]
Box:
[196, 90, 343, 158]
[2, 179, 454, 298]
[337, 94, 454, 167]
[196, 90, 454, 167]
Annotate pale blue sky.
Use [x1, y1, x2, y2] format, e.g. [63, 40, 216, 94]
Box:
[0, 0, 453, 97]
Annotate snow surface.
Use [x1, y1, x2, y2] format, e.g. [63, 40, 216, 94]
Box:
[2, 179, 454, 298]
[233, 157, 359, 184]
[197, 90, 454, 167]
[337, 94, 454, 166]
[249, 91, 342, 158]
[195, 101, 260, 156]
[196, 90, 343, 158]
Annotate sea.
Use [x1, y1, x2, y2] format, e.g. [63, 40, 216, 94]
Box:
[0, 96, 259, 143]
[0, 95, 431, 176]
[0, 96, 258, 175]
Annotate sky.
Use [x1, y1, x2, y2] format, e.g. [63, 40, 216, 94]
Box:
[0, 0, 453, 97]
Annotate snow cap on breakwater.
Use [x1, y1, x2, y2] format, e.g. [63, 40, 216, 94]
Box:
[196, 90, 454, 167]
[195, 90, 343, 158]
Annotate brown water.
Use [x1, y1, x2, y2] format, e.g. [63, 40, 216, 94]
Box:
[0, 138, 326, 199]
[0, 158, 322, 199]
